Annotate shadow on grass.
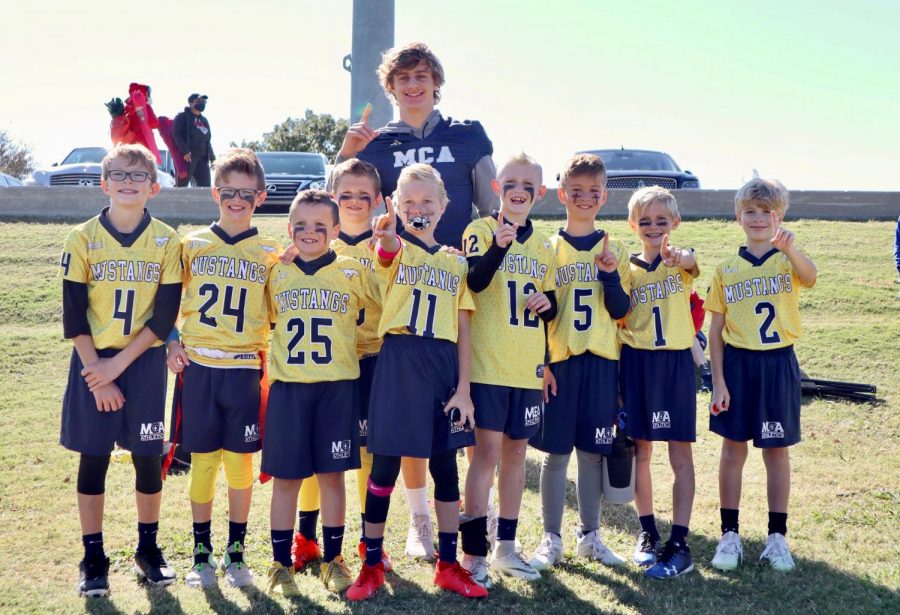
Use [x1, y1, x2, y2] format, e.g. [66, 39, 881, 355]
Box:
[141, 584, 185, 615]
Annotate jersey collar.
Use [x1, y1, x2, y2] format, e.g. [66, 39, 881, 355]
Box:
[210, 223, 259, 245]
[491, 211, 534, 244]
[630, 253, 663, 272]
[293, 250, 337, 275]
[400, 231, 442, 254]
[739, 246, 779, 266]
[99, 207, 151, 248]
[338, 229, 373, 246]
[558, 228, 605, 252]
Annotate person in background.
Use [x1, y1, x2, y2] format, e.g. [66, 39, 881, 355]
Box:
[174, 93, 215, 187]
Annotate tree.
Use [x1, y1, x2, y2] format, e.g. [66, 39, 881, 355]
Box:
[235, 110, 349, 159]
[0, 130, 36, 179]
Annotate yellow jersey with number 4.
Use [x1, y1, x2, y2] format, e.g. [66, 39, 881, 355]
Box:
[332, 230, 382, 357]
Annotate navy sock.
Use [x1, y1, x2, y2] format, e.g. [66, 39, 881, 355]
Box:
[298, 509, 319, 541]
[227, 521, 247, 563]
[438, 532, 458, 564]
[365, 536, 384, 566]
[670, 524, 689, 547]
[323, 526, 345, 563]
[82, 532, 104, 560]
[271, 529, 293, 567]
[721, 508, 740, 535]
[460, 516, 488, 557]
[137, 521, 158, 552]
[360, 513, 366, 542]
[193, 521, 212, 564]
[497, 517, 518, 542]
[768, 512, 788, 536]
[639, 515, 661, 542]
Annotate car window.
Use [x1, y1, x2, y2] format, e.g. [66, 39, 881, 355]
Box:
[257, 154, 326, 175]
[593, 151, 681, 172]
[61, 148, 108, 165]
[7, 175, 22, 186]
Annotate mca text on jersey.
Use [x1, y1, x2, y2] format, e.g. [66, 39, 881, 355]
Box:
[89, 260, 161, 283]
[723, 274, 793, 304]
[273, 289, 351, 314]
[395, 263, 461, 294]
[554, 261, 606, 287]
[190, 257, 268, 284]
[393, 146, 456, 168]
[630, 274, 686, 308]
[498, 254, 548, 279]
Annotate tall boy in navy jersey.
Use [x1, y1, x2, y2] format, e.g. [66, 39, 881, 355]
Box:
[708, 179, 817, 572]
[619, 187, 699, 578]
[60, 144, 181, 596]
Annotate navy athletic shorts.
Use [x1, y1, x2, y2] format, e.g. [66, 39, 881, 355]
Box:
[261, 379, 361, 479]
[60, 346, 167, 456]
[357, 354, 377, 447]
[472, 383, 544, 441]
[529, 352, 618, 455]
[367, 334, 475, 458]
[709, 344, 801, 448]
[620, 345, 697, 442]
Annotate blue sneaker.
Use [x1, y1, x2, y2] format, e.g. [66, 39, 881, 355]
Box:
[644, 541, 694, 579]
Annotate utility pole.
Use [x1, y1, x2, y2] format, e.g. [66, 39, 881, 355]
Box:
[343, 0, 395, 127]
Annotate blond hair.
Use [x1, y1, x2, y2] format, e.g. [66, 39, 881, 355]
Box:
[499, 151, 543, 184]
[627, 186, 680, 224]
[394, 163, 448, 208]
[378, 42, 445, 104]
[735, 178, 789, 216]
[101, 143, 157, 183]
[213, 148, 266, 190]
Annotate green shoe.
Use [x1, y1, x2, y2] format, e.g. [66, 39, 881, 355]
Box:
[221, 542, 254, 588]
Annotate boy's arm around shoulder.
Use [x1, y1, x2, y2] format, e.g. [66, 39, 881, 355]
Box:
[465, 217, 509, 293]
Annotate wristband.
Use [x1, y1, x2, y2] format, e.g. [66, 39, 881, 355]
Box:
[377, 243, 399, 261]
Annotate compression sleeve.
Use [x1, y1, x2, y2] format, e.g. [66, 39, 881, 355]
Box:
[62, 280, 91, 339]
[599, 271, 630, 319]
[145, 282, 183, 341]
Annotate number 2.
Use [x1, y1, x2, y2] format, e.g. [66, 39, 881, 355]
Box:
[286, 316, 333, 364]
[507, 280, 539, 328]
[755, 302, 781, 344]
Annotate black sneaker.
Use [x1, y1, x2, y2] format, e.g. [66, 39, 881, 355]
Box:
[78, 555, 110, 597]
[632, 531, 660, 566]
[134, 545, 176, 586]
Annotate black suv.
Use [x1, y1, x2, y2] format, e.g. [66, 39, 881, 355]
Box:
[580, 148, 700, 190]
[256, 151, 328, 211]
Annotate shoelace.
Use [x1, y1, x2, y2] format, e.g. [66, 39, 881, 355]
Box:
[536, 536, 557, 557]
[761, 539, 788, 560]
[142, 546, 167, 567]
[719, 536, 741, 555]
[656, 542, 677, 564]
[588, 535, 610, 559]
[85, 556, 109, 578]
[415, 518, 432, 543]
[639, 533, 656, 552]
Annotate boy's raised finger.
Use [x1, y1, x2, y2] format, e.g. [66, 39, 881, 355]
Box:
[360, 102, 372, 125]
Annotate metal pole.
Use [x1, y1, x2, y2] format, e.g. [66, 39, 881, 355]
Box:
[346, 0, 395, 127]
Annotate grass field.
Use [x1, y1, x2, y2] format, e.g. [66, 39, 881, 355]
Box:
[0, 215, 897, 615]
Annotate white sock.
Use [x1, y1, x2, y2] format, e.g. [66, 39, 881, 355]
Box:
[405, 486, 429, 517]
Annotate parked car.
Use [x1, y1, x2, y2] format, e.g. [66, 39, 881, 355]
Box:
[256, 151, 327, 211]
[0, 172, 23, 187]
[23, 147, 177, 188]
[579, 148, 700, 190]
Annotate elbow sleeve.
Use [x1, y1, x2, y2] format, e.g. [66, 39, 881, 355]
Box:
[62, 280, 91, 339]
[599, 271, 630, 319]
[467, 242, 509, 292]
[145, 283, 182, 341]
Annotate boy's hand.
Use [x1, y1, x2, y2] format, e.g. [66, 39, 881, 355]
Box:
[660, 234, 684, 267]
[82, 357, 124, 392]
[709, 382, 730, 416]
[769, 211, 796, 254]
[542, 366, 557, 404]
[525, 291, 552, 315]
[93, 383, 125, 412]
[338, 103, 379, 159]
[445, 388, 476, 431]
[493, 211, 518, 248]
[445, 246, 465, 257]
[280, 244, 299, 264]
[166, 341, 190, 374]
[372, 196, 398, 240]
[594, 233, 618, 273]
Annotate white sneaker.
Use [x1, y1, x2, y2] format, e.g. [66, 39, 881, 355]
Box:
[575, 529, 626, 566]
[221, 542, 254, 588]
[185, 545, 217, 588]
[529, 532, 564, 570]
[461, 553, 493, 589]
[405, 513, 436, 561]
[711, 531, 743, 571]
[486, 504, 499, 551]
[491, 540, 541, 581]
[759, 533, 795, 572]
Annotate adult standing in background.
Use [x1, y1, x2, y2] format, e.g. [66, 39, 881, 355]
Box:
[174, 94, 215, 187]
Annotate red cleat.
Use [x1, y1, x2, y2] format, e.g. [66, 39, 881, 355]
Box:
[434, 560, 489, 598]
[357, 540, 393, 573]
[291, 532, 322, 572]
[346, 562, 385, 601]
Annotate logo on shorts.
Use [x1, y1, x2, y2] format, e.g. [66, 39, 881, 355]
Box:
[450, 421, 464, 434]
[244, 424, 260, 443]
[524, 405, 542, 427]
[358, 419, 368, 437]
[331, 440, 352, 459]
[652, 410, 671, 430]
[595, 427, 613, 445]
[535, 365, 544, 378]
[761, 421, 785, 439]
[138, 421, 165, 441]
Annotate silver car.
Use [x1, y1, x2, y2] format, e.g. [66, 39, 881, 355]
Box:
[0, 172, 23, 187]
[24, 146, 177, 188]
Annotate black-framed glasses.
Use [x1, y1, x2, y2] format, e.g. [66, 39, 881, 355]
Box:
[217, 187, 260, 203]
[107, 170, 150, 182]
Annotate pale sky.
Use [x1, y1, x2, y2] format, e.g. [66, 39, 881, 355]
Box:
[2, 0, 898, 190]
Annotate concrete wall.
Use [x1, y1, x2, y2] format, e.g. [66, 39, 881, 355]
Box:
[0, 186, 898, 224]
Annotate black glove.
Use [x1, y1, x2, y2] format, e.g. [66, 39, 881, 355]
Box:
[105, 97, 125, 118]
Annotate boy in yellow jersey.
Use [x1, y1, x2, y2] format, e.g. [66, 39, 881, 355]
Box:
[528, 153, 630, 573]
[707, 178, 817, 573]
[263, 190, 378, 596]
[459, 152, 557, 586]
[164, 149, 279, 589]
[347, 163, 487, 601]
[60, 144, 182, 596]
[292, 159, 392, 573]
[618, 187, 699, 578]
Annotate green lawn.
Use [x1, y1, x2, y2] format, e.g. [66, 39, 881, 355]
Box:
[0, 216, 897, 614]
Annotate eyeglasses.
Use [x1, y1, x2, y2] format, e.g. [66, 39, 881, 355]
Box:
[217, 187, 260, 203]
[107, 170, 150, 182]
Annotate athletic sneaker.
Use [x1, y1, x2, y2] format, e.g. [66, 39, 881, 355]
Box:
[491, 541, 541, 581]
[633, 531, 660, 566]
[711, 531, 743, 571]
[461, 554, 493, 589]
[134, 545, 177, 586]
[221, 542, 254, 588]
[291, 532, 321, 572]
[759, 533, 795, 572]
[321, 554, 353, 593]
[434, 560, 489, 598]
[405, 513, 436, 561]
[267, 562, 299, 597]
[529, 532, 564, 570]
[357, 540, 393, 573]
[644, 541, 694, 579]
[575, 529, 626, 566]
[185, 544, 217, 588]
[77, 555, 110, 597]
[346, 562, 385, 601]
